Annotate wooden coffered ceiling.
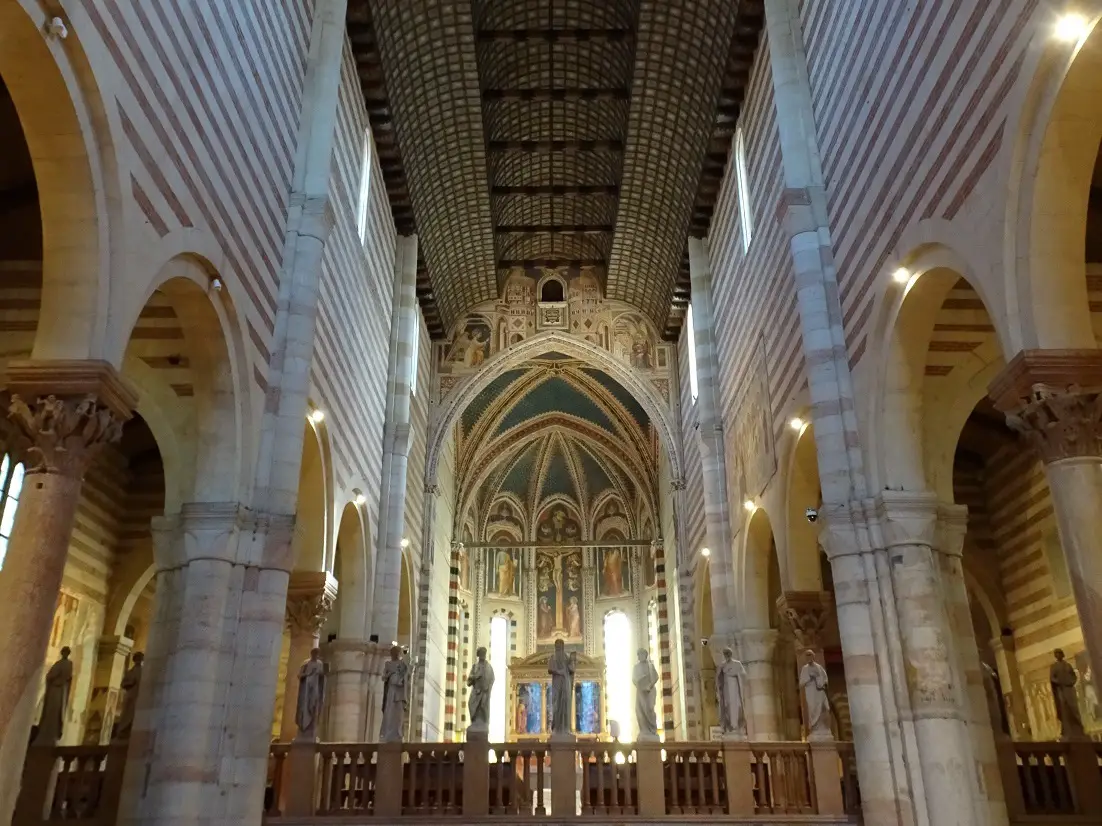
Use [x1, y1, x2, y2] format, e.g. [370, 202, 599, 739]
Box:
[347, 0, 764, 341]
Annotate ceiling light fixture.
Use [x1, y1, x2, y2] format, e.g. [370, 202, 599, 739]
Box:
[789, 416, 805, 432]
[1055, 13, 1088, 42]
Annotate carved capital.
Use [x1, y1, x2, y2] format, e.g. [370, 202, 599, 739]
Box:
[450, 540, 464, 554]
[670, 478, 687, 492]
[285, 571, 338, 636]
[776, 591, 834, 651]
[874, 490, 939, 548]
[5, 360, 135, 477]
[424, 483, 440, 496]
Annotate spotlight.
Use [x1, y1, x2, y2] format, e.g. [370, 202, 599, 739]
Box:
[1055, 13, 1088, 42]
[789, 416, 805, 432]
[400, 537, 410, 549]
[308, 408, 325, 424]
[892, 267, 910, 284]
[700, 547, 711, 558]
[743, 500, 756, 513]
[355, 493, 366, 506]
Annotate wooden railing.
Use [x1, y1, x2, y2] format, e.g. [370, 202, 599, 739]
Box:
[12, 744, 127, 825]
[998, 740, 1102, 821]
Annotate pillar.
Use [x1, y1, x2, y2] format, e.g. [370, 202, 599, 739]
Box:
[360, 641, 390, 741]
[279, 572, 337, 741]
[777, 590, 833, 737]
[323, 639, 366, 741]
[83, 634, 134, 744]
[989, 634, 1030, 739]
[736, 629, 781, 739]
[989, 350, 1102, 686]
[0, 360, 133, 826]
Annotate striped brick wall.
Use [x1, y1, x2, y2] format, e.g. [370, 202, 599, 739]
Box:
[799, 0, 1038, 364]
[81, 0, 314, 386]
[313, 36, 397, 524]
[442, 549, 462, 739]
[676, 327, 708, 563]
[403, 316, 431, 589]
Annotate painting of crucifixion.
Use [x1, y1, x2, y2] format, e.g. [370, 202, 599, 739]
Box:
[535, 548, 583, 644]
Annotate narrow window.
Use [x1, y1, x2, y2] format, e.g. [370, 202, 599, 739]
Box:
[356, 129, 373, 244]
[489, 615, 508, 742]
[735, 128, 753, 252]
[686, 304, 699, 403]
[409, 325, 420, 396]
[0, 454, 25, 570]
[604, 610, 633, 741]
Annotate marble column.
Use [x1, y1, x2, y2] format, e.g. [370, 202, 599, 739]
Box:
[777, 591, 833, 736]
[989, 350, 1102, 687]
[323, 640, 366, 741]
[279, 572, 337, 742]
[989, 634, 1030, 739]
[0, 360, 133, 826]
[84, 634, 134, 744]
[737, 629, 781, 740]
[359, 642, 391, 741]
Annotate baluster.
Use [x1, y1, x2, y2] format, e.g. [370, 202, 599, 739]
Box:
[708, 750, 720, 811]
[494, 749, 506, 814]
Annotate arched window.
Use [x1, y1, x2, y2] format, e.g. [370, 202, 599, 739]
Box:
[685, 304, 699, 402]
[540, 278, 564, 302]
[603, 610, 633, 741]
[735, 127, 753, 252]
[0, 454, 26, 570]
[356, 128, 373, 244]
[489, 614, 509, 742]
[410, 325, 420, 397]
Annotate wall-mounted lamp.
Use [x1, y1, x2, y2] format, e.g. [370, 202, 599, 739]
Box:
[789, 416, 805, 432]
[308, 408, 325, 424]
[743, 500, 756, 513]
[700, 547, 711, 558]
[1055, 13, 1089, 42]
[892, 267, 911, 284]
[400, 537, 410, 549]
[354, 493, 366, 506]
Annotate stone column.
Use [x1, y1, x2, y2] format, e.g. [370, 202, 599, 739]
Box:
[989, 634, 1030, 739]
[279, 572, 337, 742]
[989, 350, 1102, 686]
[736, 629, 781, 740]
[323, 639, 371, 741]
[0, 360, 133, 826]
[360, 641, 390, 741]
[83, 635, 134, 744]
[777, 590, 833, 736]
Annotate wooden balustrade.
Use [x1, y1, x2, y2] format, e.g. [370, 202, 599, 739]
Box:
[997, 740, 1102, 821]
[12, 743, 127, 825]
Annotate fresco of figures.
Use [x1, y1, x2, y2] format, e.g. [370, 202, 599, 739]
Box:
[486, 548, 521, 598]
[435, 268, 673, 402]
[536, 548, 584, 644]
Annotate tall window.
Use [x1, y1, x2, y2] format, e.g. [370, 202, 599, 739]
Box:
[735, 128, 753, 252]
[355, 129, 373, 244]
[0, 454, 25, 570]
[604, 611, 633, 742]
[409, 326, 420, 396]
[489, 615, 508, 742]
[686, 304, 699, 403]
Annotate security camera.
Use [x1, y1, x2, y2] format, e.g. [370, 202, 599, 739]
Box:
[700, 638, 709, 647]
[805, 507, 819, 523]
[46, 17, 68, 39]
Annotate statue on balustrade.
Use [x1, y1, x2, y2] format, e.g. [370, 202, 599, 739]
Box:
[33, 647, 73, 746]
[380, 645, 410, 742]
[633, 648, 660, 741]
[466, 646, 494, 740]
[548, 639, 576, 739]
[1050, 649, 1086, 740]
[716, 647, 748, 740]
[799, 650, 833, 741]
[113, 652, 145, 741]
[295, 648, 327, 741]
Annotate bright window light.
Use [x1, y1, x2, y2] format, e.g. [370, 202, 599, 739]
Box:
[356, 129, 373, 244]
[735, 128, 754, 252]
[604, 610, 633, 742]
[686, 304, 699, 403]
[0, 455, 25, 570]
[410, 327, 420, 396]
[489, 615, 508, 742]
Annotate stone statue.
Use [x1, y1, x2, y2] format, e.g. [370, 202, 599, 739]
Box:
[633, 648, 660, 741]
[380, 645, 410, 743]
[1050, 649, 1086, 740]
[715, 647, 748, 739]
[548, 639, 576, 738]
[799, 650, 833, 740]
[295, 648, 327, 741]
[466, 646, 494, 739]
[33, 647, 73, 745]
[113, 652, 144, 741]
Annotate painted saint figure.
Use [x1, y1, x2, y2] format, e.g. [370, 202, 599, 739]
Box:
[538, 596, 554, 639]
[380, 645, 410, 742]
[113, 652, 145, 741]
[799, 650, 833, 740]
[33, 647, 73, 745]
[466, 646, 494, 737]
[603, 548, 624, 596]
[566, 596, 582, 638]
[496, 550, 516, 596]
[295, 648, 327, 741]
[633, 649, 660, 740]
[715, 648, 748, 739]
[1050, 649, 1086, 740]
[548, 639, 576, 737]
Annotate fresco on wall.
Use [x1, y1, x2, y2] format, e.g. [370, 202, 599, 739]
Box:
[435, 268, 672, 400]
[536, 548, 583, 643]
[536, 505, 581, 544]
[643, 545, 657, 588]
[516, 682, 543, 735]
[486, 548, 521, 598]
[596, 546, 630, 598]
[726, 335, 776, 507]
[457, 547, 471, 591]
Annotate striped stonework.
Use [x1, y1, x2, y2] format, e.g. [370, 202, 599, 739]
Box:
[442, 545, 462, 738]
[653, 544, 678, 735]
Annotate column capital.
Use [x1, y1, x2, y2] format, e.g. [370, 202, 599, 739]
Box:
[152, 503, 295, 570]
[97, 635, 134, 659]
[820, 493, 965, 559]
[285, 571, 338, 636]
[5, 360, 136, 476]
[989, 349, 1102, 462]
[776, 591, 833, 651]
